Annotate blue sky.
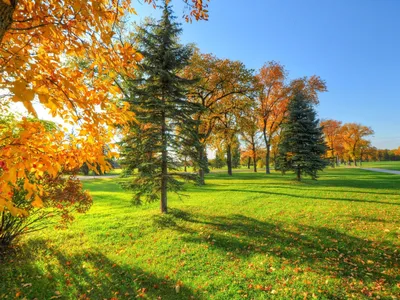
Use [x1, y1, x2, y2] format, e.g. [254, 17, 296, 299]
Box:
[132, 0, 400, 149]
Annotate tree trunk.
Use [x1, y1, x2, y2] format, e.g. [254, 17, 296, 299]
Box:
[161, 111, 168, 214]
[266, 144, 271, 174]
[198, 145, 205, 185]
[247, 157, 251, 169]
[0, 0, 16, 44]
[183, 156, 187, 172]
[252, 143, 257, 173]
[297, 168, 301, 181]
[226, 144, 232, 176]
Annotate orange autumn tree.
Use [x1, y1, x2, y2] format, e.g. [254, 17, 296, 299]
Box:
[185, 49, 254, 184]
[395, 147, 400, 156]
[256, 61, 289, 174]
[321, 119, 343, 166]
[340, 123, 374, 166]
[238, 100, 261, 172]
[0, 0, 210, 216]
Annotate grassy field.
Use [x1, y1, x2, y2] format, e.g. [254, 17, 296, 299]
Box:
[361, 161, 400, 171]
[1, 168, 399, 299]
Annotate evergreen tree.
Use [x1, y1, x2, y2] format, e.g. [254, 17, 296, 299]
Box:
[120, 2, 201, 213]
[214, 149, 225, 169]
[232, 136, 241, 168]
[278, 92, 328, 181]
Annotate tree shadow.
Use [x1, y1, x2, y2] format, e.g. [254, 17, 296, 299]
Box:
[159, 209, 398, 287]
[1, 238, 199, 300]
[226, 183, 400, 197]
[194, 187, 399, 206]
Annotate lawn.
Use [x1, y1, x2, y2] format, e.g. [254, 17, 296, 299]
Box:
[1, 169, 399, 299]
[361, 161, 400, 171]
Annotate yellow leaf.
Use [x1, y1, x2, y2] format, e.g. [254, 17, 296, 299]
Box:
[32, 195, 43, 208]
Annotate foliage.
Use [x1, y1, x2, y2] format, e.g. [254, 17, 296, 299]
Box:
[0, 0, 211, 217]
[0, 115, 92, 246]
[0, 175, 92, 247]
[0, 0, 139, 216]
[278, 92, 329, 180]
[213, 149, 225, 169]
[231, 137, 241, 169]
[340, 123, 374, 166]
[120, 3, 201, 213]
[239, 101, 261, 172]
[256, 61, 327, 174]
[321, 119, 343, 166]
[184, 49, 254, 183]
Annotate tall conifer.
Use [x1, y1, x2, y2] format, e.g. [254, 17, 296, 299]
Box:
[278, 92, 328, 181]
[120, 2, 201, 213]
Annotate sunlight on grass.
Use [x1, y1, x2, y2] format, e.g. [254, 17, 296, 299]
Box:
[1, 168, 399, 299]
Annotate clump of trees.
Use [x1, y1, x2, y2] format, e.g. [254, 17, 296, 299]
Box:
[321, 120, 375, 166]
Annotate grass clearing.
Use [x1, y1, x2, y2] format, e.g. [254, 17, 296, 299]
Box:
[1, 168, 399, 299]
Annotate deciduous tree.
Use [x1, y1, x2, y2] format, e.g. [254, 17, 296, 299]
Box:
[256, 62, 288, 174]
[321, 119, 343, 166]
[340, 123, 374, 166]
[184, 51, 253, 183]
[239, 102, 261, 172]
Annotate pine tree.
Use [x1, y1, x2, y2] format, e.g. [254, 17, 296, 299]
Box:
[120, 2, 201, 213]
[278, 92, 328, 181]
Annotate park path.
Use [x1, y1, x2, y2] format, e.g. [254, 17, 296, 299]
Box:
[361, 168, 400, 175]
[76, 175, 119, 180]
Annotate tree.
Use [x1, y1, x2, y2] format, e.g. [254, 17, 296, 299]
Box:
[0, 0, 138, 217]
[211, 94, 249, 176]
[120, 3, 200, 213]
[239, 101, 261, 172]
[394, 147, 400, 157]
[231, 136, 241, 169]
[184, 50, 254, 183]
[256, 62, 288, 174]
[213, 149, 225, 169]
[321, 119, 343, 166]
[278, 92, 328, 181]
[340, 123, 374, 166]
[0, 115, 92, 246]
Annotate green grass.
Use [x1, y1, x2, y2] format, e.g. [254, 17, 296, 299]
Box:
[361, 161, 400, 171]
[1, 169, 399, 299]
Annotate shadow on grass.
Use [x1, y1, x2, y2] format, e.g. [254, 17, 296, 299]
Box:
[1, 239, 198, 300]
[154, 209, 398, 288]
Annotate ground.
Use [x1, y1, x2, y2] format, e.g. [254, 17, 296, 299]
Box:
[1, 166, 399, 299]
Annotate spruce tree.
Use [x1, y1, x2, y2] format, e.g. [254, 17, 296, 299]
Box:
[278, 92, 328, 181]
[120, 2, 201, 213]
